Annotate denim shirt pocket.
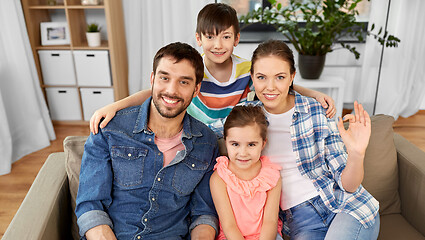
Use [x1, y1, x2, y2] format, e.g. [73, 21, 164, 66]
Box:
[111, 146, 148, 188]
[172, 155, 209, 196]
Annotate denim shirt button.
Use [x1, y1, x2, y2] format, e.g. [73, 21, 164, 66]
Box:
[128, 153, 132, 157]
[137, 236, 141, 239]
[144, 218, 148, 222]
[192, 164, 195, 168]
[148, 138, 152, 142]
[157, 178, 161, 182]
[158, 153, 161, 156]
[152, 197, 155, 201]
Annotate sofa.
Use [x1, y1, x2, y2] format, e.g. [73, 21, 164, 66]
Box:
[3, 115, 425, 240]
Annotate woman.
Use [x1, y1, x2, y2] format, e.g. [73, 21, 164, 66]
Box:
[247, 39, 380, 240]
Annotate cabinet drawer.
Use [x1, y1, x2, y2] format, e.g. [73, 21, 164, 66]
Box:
[80, 88, 114, 121]
[38, 50, 76, 86]
[45, 87, 81, 121]
[74, 50, 112, 87]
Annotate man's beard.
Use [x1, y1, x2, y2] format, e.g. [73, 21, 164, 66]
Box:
[152, 92, 193, 119]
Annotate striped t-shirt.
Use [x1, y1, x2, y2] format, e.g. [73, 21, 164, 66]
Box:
[187, 54, 253, 137]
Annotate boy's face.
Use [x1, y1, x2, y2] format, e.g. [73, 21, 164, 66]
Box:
[196, 26, 240, 65]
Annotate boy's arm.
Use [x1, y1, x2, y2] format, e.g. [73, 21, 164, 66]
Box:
[90, 89, 151, 134]
[259, 177, 281, 240]
[293, 84, 336, 118]
[210, 172, 244, 240]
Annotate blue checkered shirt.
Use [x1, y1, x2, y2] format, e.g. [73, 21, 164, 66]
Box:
[236, 91, 379, 229]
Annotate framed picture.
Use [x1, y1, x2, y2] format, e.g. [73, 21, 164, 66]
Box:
[40, 22, 70, 46]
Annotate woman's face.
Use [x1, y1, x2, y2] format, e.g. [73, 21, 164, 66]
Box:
[251, 55, 295, 114]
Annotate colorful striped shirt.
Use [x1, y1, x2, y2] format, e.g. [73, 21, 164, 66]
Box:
[239, 92, 379, 229]
[186, 54, 253, 137]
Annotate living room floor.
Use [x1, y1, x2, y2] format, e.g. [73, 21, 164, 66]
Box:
[0, 111, 424, 237]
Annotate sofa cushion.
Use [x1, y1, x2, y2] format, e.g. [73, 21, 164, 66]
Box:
[64, 135, 87, 240]
[379, 214, 425, 240]
[361, 114, 401, 215]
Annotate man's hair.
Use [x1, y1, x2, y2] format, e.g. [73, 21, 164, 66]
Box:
[224, 105, 268, 141]
[196, 3, 240, 36]
[152, 42, 204, 85]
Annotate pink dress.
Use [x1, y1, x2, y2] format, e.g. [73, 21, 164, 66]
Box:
[214, 156, 283, 240]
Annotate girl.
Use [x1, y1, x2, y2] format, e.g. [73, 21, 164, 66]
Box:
[248, 39, 380, 240]
[210, 105, 283, 240]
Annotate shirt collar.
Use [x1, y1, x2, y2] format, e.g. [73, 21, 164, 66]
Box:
[293, 90, 309, 114]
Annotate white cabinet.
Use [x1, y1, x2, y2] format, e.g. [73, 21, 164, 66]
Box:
[80, 88, 114, 121]
[38, 50, 76, 85]
[74, 50, 112, 86]
[45, 87, 81, 120]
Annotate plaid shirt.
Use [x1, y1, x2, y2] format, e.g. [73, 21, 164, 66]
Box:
[237, 91, 379, 228]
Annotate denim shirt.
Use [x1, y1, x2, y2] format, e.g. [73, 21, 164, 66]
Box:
[75, 98, 219, 240]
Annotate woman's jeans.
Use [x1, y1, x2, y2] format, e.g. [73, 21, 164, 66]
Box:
[280, 196, 380, 240]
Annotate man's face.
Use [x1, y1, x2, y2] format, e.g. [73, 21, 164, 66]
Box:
[150, 56, 200, 119]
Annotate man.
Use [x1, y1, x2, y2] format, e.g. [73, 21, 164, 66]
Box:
[75, 42, 219, 240]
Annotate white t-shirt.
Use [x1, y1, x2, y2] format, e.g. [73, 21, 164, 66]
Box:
[262, 107, 319, 210]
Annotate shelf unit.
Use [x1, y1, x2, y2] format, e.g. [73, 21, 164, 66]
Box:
[21, 0, 128, 124]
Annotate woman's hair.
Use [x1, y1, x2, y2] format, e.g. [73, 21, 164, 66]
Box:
[224, 105, 268, 141]
[251, 39, 296, 75]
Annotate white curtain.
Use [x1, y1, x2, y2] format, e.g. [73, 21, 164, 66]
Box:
[0, 0, 55, 175]
[122, 0, 213, 94]
[359, 0, 425, 118]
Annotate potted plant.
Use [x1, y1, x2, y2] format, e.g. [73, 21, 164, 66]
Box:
[240, 0, 400, 79]
[86, 23, 101, 47]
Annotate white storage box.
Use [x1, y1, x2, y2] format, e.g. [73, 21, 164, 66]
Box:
[38, 50, 76, 85]
[45, 87, 81, 121]
[73, 50, 112, 87]
[80, 88, 114, 121]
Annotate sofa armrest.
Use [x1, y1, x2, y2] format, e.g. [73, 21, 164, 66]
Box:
[3, 152, 72, 240]
[394, 133, 425, 236]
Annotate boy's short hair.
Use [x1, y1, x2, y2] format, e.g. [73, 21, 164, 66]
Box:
[152, 42, 204, 85]
[196, 3, 240, 36]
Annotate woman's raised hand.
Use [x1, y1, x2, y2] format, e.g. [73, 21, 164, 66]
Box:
[337, 101, 371, 156]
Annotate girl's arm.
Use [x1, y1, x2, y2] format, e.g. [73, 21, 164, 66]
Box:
[210, 172, 245, 240]
[90, 89, 151, 134]
[293, 84, 336, 118]
[259, 177, 282, 240]
[337, 101, 371, 192]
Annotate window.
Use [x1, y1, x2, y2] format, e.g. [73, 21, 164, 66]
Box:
[216, 0, 371, 43]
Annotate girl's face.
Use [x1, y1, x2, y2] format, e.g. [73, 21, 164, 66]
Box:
[225, 124, 266, 172]
[251, 55, 295, 114]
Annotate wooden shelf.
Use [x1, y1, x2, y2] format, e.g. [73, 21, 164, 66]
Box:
[21, 0, 128, 124]
[35, 45, 71, 50]
[67, 5, 105, 9]
[29, 5, 66, 9]
[72, 40, 108, 49]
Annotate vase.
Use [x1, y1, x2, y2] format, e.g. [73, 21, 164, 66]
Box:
[298, 54, 326, 79]
[86, 32, 101, 47]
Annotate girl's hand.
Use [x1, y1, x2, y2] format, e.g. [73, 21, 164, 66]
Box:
[90, 104, 118, 134]
[315, 92, 336, 119]
[337, 101, 371, 157]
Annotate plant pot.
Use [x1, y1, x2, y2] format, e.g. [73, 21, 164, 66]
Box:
[86, 32, 101, 47]
[298, 54, 326, 79]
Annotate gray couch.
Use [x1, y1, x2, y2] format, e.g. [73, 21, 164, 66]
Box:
[3, 115, 425, 240]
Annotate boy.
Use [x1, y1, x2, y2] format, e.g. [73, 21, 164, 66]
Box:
[90, 3, 335, 135]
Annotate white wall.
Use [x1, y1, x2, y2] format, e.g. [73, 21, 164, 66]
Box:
[234, 42, 365, 105]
